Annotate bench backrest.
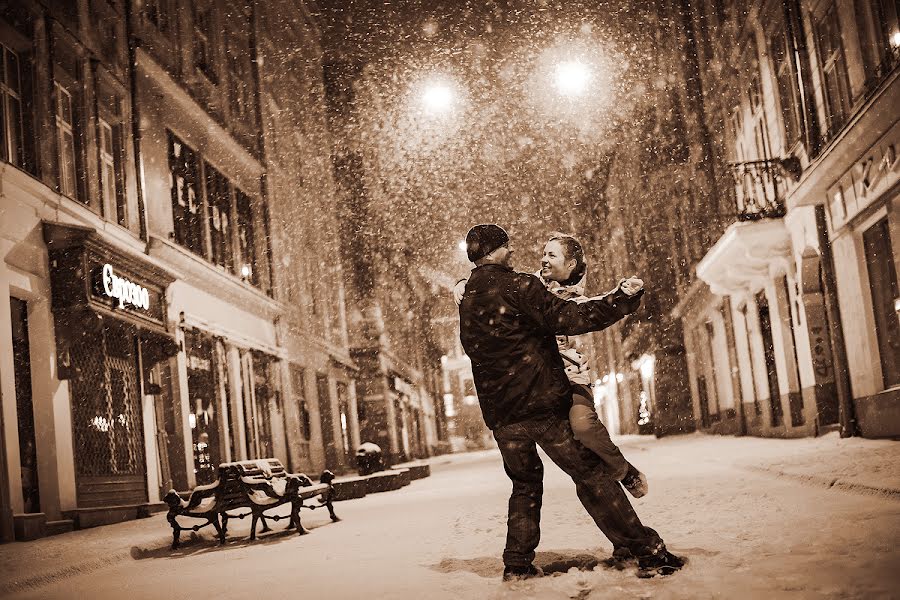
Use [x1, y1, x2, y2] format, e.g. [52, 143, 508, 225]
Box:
[217, 459, 293, 510]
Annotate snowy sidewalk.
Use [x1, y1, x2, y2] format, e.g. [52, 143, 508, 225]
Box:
[0, 433, 896, 597]
[634, 432, 900, 499]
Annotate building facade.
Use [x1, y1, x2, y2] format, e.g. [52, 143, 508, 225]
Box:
[677, 0, 899, 439]
[595, 0, 899, 440]
[0, 0, 353, 542]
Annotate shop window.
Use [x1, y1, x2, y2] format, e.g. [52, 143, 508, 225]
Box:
[205, 163, 234, 271]
[168, 133, 204, 257]
[185, 330, 221, 485]
[250, 352, 276, 459]
[814, 3, 852, 138]
[863, 218, 900, 389]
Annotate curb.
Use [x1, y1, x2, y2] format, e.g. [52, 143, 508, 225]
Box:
[741, 465, 900, 501]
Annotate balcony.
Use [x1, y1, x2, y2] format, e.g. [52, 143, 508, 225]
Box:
[695, 157, 800, 296]
[729, 157, 801, 221]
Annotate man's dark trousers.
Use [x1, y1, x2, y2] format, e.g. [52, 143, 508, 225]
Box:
[494, 414, 663, 567]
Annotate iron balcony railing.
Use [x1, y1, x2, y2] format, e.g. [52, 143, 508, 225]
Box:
[728, 156, 802, 221]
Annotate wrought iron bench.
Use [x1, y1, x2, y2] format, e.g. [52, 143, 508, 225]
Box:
[163, 458, 338, 549]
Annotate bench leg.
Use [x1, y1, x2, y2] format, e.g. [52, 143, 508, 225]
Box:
[258, 515, 272, 533]
[221, 513, 230, 537]
[291, 500, 309, 535]
[168, 514, 181, 550]
[325, 495, 340, 522]
[250, 512, 260, 541]
[211, 514, 225, 545]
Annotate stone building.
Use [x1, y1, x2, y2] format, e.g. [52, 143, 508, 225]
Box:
[0, 0, 352, 541]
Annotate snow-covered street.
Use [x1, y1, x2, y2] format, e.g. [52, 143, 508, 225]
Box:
[3, 433, 899, 600]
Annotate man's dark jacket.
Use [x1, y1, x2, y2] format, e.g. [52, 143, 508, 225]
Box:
[458, 264, 642, 430]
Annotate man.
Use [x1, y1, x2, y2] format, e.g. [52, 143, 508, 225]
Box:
[457, 224, 684, 581]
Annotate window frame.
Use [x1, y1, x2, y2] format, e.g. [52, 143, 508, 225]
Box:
[813, 2, 852, 138]
[53, 80, 80, 201]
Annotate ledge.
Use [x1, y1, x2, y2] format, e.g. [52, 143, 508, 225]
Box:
[147, 235, 283, 321]
[696, 219, 792, 296]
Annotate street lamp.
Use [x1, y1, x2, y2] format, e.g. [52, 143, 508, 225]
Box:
[457, 240, 467, 252]
[421, 82, 454, 113]
[555, 60, 591, 96]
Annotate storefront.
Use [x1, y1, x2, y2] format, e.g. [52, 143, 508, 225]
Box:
[825, 118, 900, 438]
[42, 222, 178, 515]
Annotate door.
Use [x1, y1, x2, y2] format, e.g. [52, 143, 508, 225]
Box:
[70, 322, 147, 507]
[10, 298, 38, 513]
[316, 374, 339, 469]
[756, 291, 784, 427]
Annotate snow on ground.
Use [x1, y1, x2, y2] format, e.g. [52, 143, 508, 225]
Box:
[2, 434, 898, 600]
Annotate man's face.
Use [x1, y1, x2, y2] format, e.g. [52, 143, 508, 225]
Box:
[494, 242, 513, 267]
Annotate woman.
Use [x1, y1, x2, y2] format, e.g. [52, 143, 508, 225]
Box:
[454, 233, 648, 498]
[538, 233, 648, 498]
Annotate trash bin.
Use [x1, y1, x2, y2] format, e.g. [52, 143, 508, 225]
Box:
[356, 442, 384, 476]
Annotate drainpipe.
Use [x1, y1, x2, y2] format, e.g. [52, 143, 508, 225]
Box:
[124, 0, 148, 241]
[815, 205, 856, 436]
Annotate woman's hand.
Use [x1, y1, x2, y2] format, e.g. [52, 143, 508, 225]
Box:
[453, 279, 468, 305]
[619, 277, 644, 296]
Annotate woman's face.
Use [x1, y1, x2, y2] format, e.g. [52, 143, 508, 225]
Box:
[541, 240, 575, 282]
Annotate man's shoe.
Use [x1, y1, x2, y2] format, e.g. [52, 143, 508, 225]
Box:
[637, 550, 685, 577]
[601, 547, 636, 570]
[502, 564, 543, 581]
[621, 468, 648, 498]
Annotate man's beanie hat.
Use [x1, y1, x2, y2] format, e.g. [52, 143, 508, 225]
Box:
[466, 224, 510, 262]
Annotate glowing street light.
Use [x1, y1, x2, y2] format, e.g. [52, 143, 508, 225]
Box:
[421, 82, 454, 112]
[891, 30, 900, 48]
[458, 240, 467, 252]
[555, 60, 591, 96]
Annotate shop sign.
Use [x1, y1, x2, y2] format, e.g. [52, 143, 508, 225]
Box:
[100, 263, 151, 310]
[830, 121, 900, 230]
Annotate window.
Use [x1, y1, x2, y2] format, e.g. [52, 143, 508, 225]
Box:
[236, 187, 257, 285]
[144, 0, 171, 33]
[193, 1, 216, 81]
[863, 218, 900, 388]
[0, 43, 24, 167]
[168, 133, 204, 256]
[205, 163, 234, 271]
[54, 81, 80, 201]
[770, 25, 803, 148]
[98, 110, 126, 226]
[225, 24, 254, 121]
[168, 131, 269, 290]
[855, 0, 900, 85]
[814, 3, 852, 137]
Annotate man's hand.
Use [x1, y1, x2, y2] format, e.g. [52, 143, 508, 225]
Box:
[619, 277, 644, 296]
[453, 279, 468, 306]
